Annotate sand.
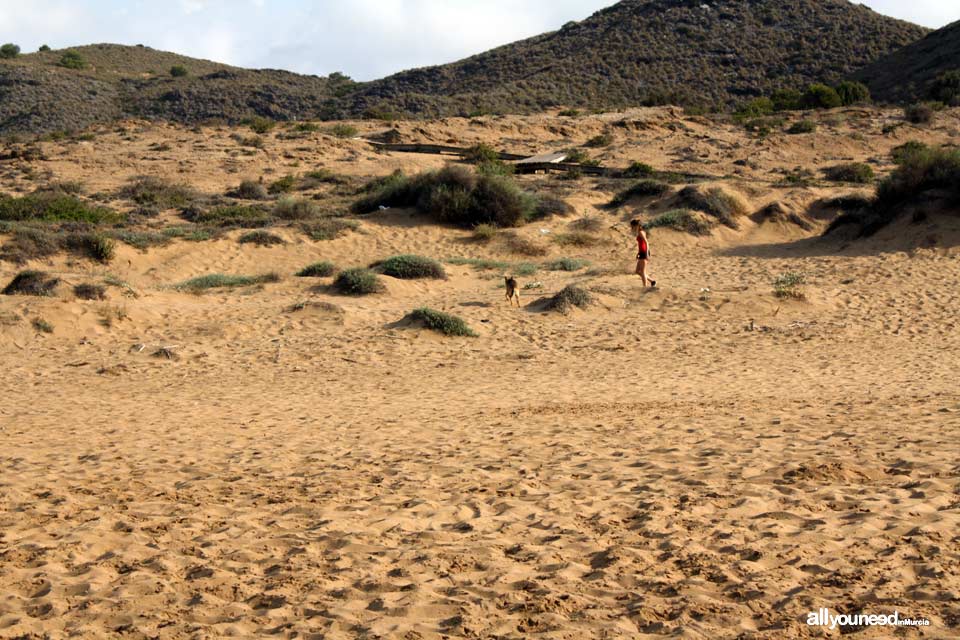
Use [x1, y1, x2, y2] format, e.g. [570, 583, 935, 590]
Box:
[1, 107, 959, 639]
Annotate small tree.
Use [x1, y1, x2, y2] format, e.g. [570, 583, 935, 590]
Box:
[38, 44, 51, 52]
[170, 65, 188, 77]
[59, 51, 86, 69]
[802, 84, 842, 110]
[0, 43, 20, 59]
[835, 81, 870, 106]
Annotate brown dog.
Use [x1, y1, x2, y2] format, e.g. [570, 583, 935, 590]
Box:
[504, 276, 520, 307]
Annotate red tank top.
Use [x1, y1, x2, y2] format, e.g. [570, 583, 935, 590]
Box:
[638, 236, 648, 253]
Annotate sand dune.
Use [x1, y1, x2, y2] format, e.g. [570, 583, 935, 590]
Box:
[1, 107, 959, 638]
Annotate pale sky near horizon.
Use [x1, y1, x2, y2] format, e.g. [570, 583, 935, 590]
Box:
[0, 1, 957, 80]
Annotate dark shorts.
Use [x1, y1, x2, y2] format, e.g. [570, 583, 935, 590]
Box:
[637, 251, 649, 261]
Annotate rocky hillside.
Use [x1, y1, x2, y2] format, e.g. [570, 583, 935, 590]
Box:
[851, 20, 960, 104]
[0, 1, 930, 134]
[344, 0, 928, 118]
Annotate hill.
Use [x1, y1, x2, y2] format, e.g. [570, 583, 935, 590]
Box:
[343, 0, 928, 118]
[0, 2, 930, 134]
[851, 20, 960, 104]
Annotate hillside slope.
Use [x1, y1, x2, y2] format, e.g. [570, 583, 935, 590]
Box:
[851, 20, 960, 104]
[344, 0, 928, 117]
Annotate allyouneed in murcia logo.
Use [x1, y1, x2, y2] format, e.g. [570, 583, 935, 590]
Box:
[807, 608, 931, 629]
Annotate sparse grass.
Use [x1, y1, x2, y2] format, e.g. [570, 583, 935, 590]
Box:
[824, 163, 874, 184]
[0, 192, 120, 224]
[268, 174, 297, 194]
[328, 124, 358, 138]
[773, 272, 806, 299]
[445, 257, 537, 276]
[779, 168, 816, 187]
[162, 226, 214, 241]
[545, 257, 590, 271]
[120, 176, 196, 209]
[553, 231, 598, 247]
[300, 217, 358, 241]
[514, 262, 539, 277]
[545, 285, 592, 313]
[609, 180, 671, 207]
[568, 217, 603, 232]
[407, 307, 476, 337]
[374, 255, 446, 280]
[110, 230, 170, 250]
[32, 318, 54, 334]
[174, 273, 280, 292]
[787, 119, 816, 134]
[645, 209, 713, 235]
[273, 197, 318, 220]
[677, 186, 746, 229]
[534, 196, 574, 219]
[3, 270, 60, 296]
[74, 283, 107, 300]
[296, 261, 337, 277]
[238, 230, 284, 246]
[0, 227, 60, 263]
[333, 268, 383, 295]
[185, 204, 271, 227]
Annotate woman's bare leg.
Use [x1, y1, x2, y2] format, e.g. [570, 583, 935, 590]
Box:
[638, 259, 651, 287]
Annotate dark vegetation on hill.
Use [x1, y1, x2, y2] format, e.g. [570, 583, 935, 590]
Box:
[0, 2, 932, 134]
[851, 20, 960, 105]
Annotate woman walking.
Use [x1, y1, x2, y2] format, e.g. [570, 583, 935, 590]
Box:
[630, 219, 656, 288]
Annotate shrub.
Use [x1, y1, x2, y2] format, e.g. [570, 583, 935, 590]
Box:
[678, 186, 746, 228]
[273, 197, 318, 220]
[328, 124, 358, 138]
[375, 254, 446, 279]
[564, 149, 591, 164]
[499, 231, 548, 256]
[174, 273, 279, 292]
[238, 230, 284, 246]
[407, 308, 476, 337]
[553, 231, 597, 247]
[546, 285, 592, 313]
[170, 65, 188, 77]
[645, 209, 713, 235]
[622, 161, 655, 178]
[802, 84, 842, 109]
[38, 44, 50, 52]
[74, 283, 107, 300]
[891, 141, 928, 165]
[463, 143, 500, 164]
[468, 174, 536, 227]
[476, 159, 514, 176]
[0, 43, 20, 59]
[585, 133, 613, 148]
[296, 261, 336, 277]
[771, 89, 802, 112]
[472, 223, 497, 242]
[569, 217, 603, 232]
[110, 230, 169, 250]
[824, 163, 874, 184]
[736, 97, 774, 119]
[546, 257, 589, 271]
[928, 70, 960, 106]
[120, 176, 196, 209]
[268, 174, 297, 194]
[232, 179, 268, 200]
[835, 81, 870, 106]
[876, 146, 960, 208]
[534, 196, 573, 219]
[32, 318, 54, 334]
[59, 51, 85, 69]
[904, 103, 935, 125]
[558, 109, 582, 117]
[299, 169, 349, 188]
[0, 192, 119, 224]
[787, 119, 816, 134]
[185, 204, 270, 227]
[0, 227, 60, 262]
[773, 272, 806, 299]
[3, 270, 60, 296]
[333, 268, 383, 295]
[245, 117, 275, 134]
[609, 179, 670, 207]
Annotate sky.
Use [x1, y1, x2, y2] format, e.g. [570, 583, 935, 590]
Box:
[0, 0, 958, 81]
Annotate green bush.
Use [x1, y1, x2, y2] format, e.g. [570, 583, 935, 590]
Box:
[0, 227, 60, 263]
[328, 124, 358, 138]
[546, 285, 592, 313]
[824, 163, 874, 184]
[296, 261, 336, 277]
[64, 233, 116, 263]
[802, 84, 842, 109]
[174, 273, 279, 292]
[787, 119, 816, 134]
[553, 231, 597, 247]
[622, 161, 655, 178]
[891, 141, 928, 165]
[735, 97, 774, 119]
[585, 133, 614, 148]
[904, 103, 935, 125]
[0, 43, 20, 59]
[185, 204, 270, 227]
[110, 230, 169, 250]
[835, 81, 870, 106]
[773, 272, 806, 299]
[120, 176, 196, 209]
[545, 257, 589, 271]
[59, 51, 86, 69]
[32, 318, 54, 334]
[170, 65, 188, 77]
[558, 109, 582, 117]
[678, 186, 746, 228]
[771, 88, 802, 112]
[463, 143, 499, 164]
[472, 223, 498, 242]
[333, 267, 383, 295]
[38, 44, 50, 52]
[928, 70, 960, 106]
[238, 230, 284, 246]
[609, 179, 670, 206]
[645, 209, 713, 235]
[876, 146, 960, 208]
[375, 254, 446, 279]
[408, 307, 476, 337]
[268, 174, 297, 194]
[0, 192, 119, 224]
[3, 270, 60, 296]
[245, 117, 275, 134]
[273, 197, 317, 220]
[232, 179, 268, 200]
